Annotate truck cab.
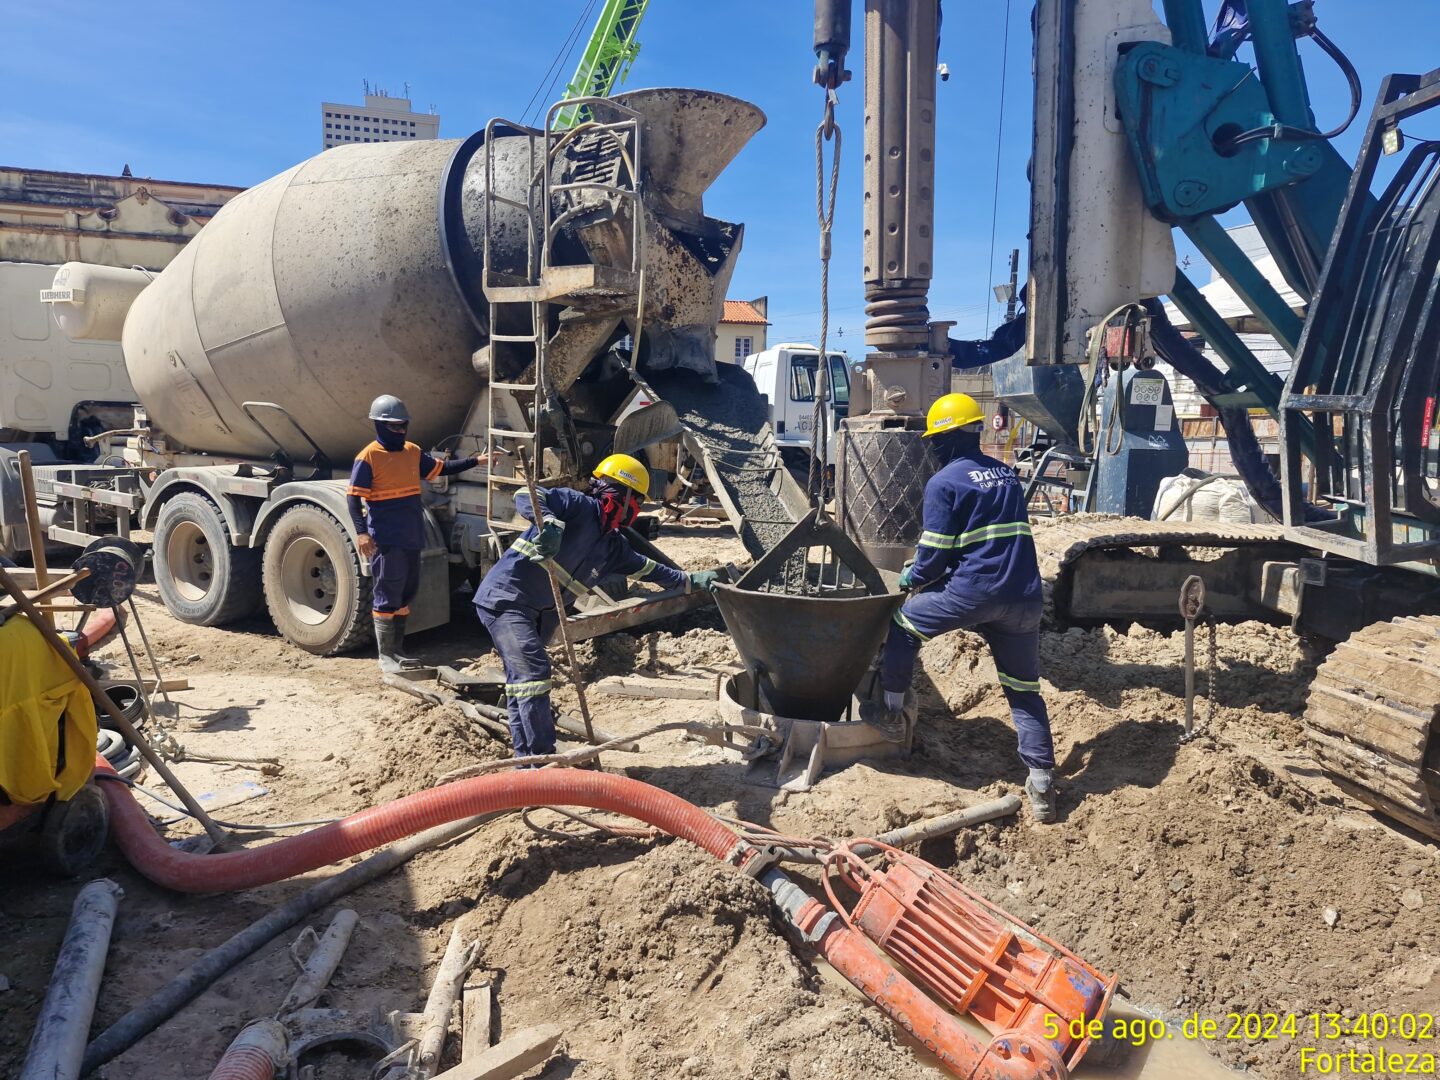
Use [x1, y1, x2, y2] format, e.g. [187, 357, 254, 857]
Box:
[743, 344, 854, 463]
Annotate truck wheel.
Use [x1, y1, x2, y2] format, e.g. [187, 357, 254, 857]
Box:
[261, 504, 372, 655]
[153, 492, 262, 625]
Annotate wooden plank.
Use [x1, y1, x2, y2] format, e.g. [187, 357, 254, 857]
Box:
[431, 1024, 562, 1080]
[461, 979, 493, 1060]
[594, 674, 716, 701]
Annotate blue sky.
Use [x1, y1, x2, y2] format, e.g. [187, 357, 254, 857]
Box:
[5, 1, 1437, 346]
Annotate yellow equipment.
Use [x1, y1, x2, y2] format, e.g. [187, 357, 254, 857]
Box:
[0, 614, 98, 806]
[593, 453, 650, 498]
[922, 394, 985, 439]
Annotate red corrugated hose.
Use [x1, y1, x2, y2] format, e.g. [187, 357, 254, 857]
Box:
[96, 756, 1068, 1080]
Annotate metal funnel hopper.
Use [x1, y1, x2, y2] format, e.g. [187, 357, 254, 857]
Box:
[713, 510, 903, 722]
[601, 88, 767, 214]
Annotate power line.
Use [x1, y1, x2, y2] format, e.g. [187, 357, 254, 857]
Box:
[984, 0, 1014, 335]
[520, 0, 597, 128]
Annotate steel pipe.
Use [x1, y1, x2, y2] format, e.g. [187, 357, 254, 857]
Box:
[20, 879, 123, 1080]
[81, 813, 500, 1074]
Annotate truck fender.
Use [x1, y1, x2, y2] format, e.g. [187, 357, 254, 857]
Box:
[247, 480, 375, 577]
[140, 470, 260, 545]
[247, 481, 448, 581]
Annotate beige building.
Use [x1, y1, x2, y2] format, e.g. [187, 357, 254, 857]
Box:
[716, 297, 769, 364]
[322, 91, 440, 150]
[0, 166, 243, 270]
[0, 166, 243, 439]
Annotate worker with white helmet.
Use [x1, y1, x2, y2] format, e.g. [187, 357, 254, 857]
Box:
[878, 393, 1059, 823]
[473, 453, 719, 760]
[348, 395, 481, 673]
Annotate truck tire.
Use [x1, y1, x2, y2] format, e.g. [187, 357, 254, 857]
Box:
[261, 504, 372, 655]
[152, 491, 263, 625]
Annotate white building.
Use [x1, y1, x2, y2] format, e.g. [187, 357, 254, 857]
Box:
[321, 91, 439, 151]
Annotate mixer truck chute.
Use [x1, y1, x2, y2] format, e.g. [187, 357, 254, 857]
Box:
[19, 88, 795, 654]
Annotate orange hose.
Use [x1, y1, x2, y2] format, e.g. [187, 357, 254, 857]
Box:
[207, 1046, 274, 1080]
[95, 755, 741, 893]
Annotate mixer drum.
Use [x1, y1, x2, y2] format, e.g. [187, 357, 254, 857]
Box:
[122, 139, 481, 460]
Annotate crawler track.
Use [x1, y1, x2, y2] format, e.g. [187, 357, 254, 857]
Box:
[1030, 516, 1294, 624]
[1303, 615, 1440, 841]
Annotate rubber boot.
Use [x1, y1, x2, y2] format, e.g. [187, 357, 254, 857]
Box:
[874, 689, 907, 741]
[390, 614, 425, 669]
[1025, 770, 1058, 824]
[373, 615, 403, 675]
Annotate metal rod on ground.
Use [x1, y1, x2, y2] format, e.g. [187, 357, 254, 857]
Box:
[127, 597, 177, 715]
[417, 924, 481, 1076]
[766, 794, 1023, 864]
[514, 447, 597, 746]
[114, 612, 162, 730]
[866, 794, 1022, 850]
[81, 813, 503, 1074]
[0, 565, 231, 851]
[17, 449, 54, 630]
[466, 699, 636, 751]
[19, 879, 124, 1080]
[1179, 575, 1206, 738]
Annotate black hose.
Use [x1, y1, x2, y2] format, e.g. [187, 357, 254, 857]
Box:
[1218, 25, 1364, 152]
[80, 814, 501, 1074]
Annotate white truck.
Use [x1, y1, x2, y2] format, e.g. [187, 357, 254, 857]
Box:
[743, 343, 856, 466]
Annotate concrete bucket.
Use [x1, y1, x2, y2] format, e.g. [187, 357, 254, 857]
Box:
[713, 510, 903, 722]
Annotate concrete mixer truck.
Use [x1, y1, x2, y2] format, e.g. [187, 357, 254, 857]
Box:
[7, 89, 804, 654]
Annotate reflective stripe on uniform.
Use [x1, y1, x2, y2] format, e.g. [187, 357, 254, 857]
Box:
[551, 565, 589, 597]
[893, 608, 931, 642]
[918, 520, 1033, 550]
[997, 671, 1042, 694]
[628, 557, 658, 579]
[506, 679, 552, 700]
[510, 538, 588, 596]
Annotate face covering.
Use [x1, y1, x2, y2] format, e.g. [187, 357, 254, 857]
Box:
[930, 427, 983, 465]
[596, 484, 639, 532]
[374, 420, 408, 451]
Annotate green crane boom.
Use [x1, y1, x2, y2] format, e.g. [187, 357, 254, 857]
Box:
[554, 0, 651, 129]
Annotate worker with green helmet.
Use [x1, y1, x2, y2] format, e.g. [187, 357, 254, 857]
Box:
[472, 453, 719, 760]
[878, 393, 1059, 823]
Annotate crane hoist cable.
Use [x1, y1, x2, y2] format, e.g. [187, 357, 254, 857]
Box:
[983, 0, 1015, 336]
[808, 91, 842, 508]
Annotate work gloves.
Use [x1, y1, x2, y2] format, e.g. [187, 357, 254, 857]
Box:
[530, 520, 564, 561]
[898, 559, 918, 589]
[688, 570, 721, 592]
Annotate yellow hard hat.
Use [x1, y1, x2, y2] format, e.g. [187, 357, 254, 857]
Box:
[923, 393, 986, 438]
[593, 452, 650, 498]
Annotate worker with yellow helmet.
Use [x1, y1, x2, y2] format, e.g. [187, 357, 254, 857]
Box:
[472, 453, 718, 759]
[878, 393, 1059, 823]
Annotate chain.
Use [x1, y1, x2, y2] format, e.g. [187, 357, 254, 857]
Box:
[1206, 616, 1218, 726]
[807, 89, 842, 509]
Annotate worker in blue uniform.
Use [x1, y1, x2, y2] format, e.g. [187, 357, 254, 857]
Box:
[878, 393, 1059, 823]
[473, 452, 719, 760]
[348, 395, 481, 673]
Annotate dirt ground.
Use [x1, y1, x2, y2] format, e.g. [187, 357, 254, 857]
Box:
[3, 522, 1439, 1079]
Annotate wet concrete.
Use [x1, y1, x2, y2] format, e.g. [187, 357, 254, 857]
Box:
[647, 363, 797, 555]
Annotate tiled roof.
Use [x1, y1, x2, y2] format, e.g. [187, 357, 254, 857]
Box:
[721, 299, 769, 325]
